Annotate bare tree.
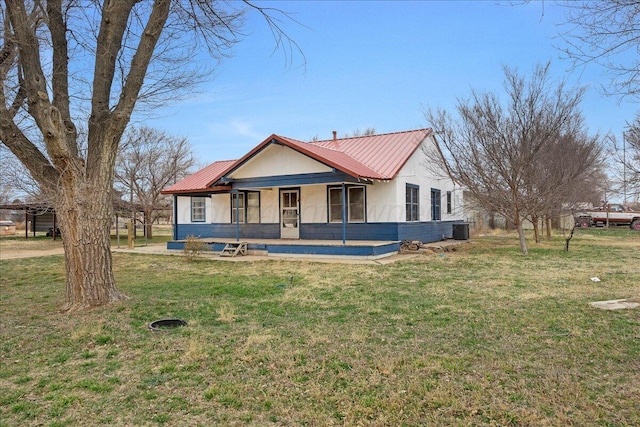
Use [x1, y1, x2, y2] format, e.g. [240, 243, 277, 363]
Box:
[424, 63, 591, 255]
[610, 113, 640, 203]
[114, 126, 194, 239]
[345, 128, 376, 138]
[557, 0, 640, 100]
[0, 144, 46, 202]
[522, 132, 604, 242]
[0, 1, 301, 311]
[0, 146, 20, 204]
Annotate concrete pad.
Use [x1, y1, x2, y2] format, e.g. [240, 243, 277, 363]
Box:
[589, 299, 640, 310]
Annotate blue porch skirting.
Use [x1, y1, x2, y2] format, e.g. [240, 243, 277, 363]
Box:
[167, 240, 401, 258]
[173, 220, 462, 243]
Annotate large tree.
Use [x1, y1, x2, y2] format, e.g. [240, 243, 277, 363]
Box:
[0, 1, 298, 311]
[115, 126, 194, 239]
[557, 0, 640, 100]
[424, 63, 602, 255]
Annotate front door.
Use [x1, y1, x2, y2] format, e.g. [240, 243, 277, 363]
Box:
[280, 189, 299, 239]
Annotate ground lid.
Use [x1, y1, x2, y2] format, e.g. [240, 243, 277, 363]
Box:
[589, 299, 640, 310]
[149, 318, 187, 331]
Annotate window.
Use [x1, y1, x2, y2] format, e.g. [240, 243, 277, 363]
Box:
[431, 188, 441, 221]
[348, 187, 365, 222]
[231, 193, 245, 224]
[231, 191, 260, 224]
[191, 197, 206, 222]
[247, 192, 260, 223]
[446, 191, 452, 214]
[406, 184, 419, 222]
[329, 187, 343, 223]
[328, 186, 366, 223]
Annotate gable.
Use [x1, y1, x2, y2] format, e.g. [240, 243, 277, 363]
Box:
[227, 142, 333, 179]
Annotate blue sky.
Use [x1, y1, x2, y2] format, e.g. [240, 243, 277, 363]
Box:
[145, 1, 636, 167]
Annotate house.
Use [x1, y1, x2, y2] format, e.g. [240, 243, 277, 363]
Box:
[161, 129, 465, 257]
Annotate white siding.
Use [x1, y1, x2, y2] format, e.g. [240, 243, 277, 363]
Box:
[210, 193, 230, 223]
[229, 144, 332, 179]
[177, 195, 214, 223]
[372, 135, 463, 222]
[260, 189, 279, 223]
[300, 185, 328, 223]
[366, 181, 401, 222]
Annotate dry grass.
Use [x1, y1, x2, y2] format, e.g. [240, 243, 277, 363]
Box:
[1, 228, 639, 426]
[0, 235, 64, 252]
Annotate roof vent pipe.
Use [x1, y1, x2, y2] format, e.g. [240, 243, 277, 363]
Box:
[332, 130, 337, 140]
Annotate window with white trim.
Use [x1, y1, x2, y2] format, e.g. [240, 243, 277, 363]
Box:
[446, 191, 452, 214]
[191, 197, 206, 222]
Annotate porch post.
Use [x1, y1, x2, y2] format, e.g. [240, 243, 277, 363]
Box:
[172, 194, 178, 240]
[341, 183, 347, 245]
[233, 189, 240, 242]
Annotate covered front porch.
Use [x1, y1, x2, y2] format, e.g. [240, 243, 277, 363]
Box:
[167, 237, 402, 260]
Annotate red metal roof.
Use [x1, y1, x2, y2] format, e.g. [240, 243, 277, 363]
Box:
[162, 129, 432, 193]
[311, 129, 431, 179]
[161, 159, 235, 194]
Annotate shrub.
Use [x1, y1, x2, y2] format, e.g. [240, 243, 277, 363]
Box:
[183, 235, 209, 261]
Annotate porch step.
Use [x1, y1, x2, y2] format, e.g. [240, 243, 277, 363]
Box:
[220, 242, 247, 257]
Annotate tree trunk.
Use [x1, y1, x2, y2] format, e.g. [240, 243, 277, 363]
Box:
[545, 216, 552, 239]
[532, 214, 541, 243]
[564, 225, 575, 252]
[513, 207, 529, 255]
[516, 221, 529, 255]
[144, 209, 154, 239]
[57, 173, 128, 311]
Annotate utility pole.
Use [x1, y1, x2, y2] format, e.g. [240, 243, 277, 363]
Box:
[623, 130, 627, 204]
[129, 167, 135, 249]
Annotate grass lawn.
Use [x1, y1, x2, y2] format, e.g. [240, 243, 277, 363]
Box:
[1, 229, 639, 426]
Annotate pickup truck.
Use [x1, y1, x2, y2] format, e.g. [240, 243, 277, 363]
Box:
[574, 204, 640, 231]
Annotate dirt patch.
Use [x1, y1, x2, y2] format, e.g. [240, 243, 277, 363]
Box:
[0, 238, 65, 260]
